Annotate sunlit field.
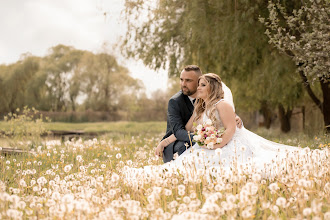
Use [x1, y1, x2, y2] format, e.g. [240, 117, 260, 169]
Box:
[0, 122, 329, 219]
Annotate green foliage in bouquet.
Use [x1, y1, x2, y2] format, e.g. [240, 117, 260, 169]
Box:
[2, 106, 50, 149]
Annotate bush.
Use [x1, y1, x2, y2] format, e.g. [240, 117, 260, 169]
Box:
[2, 106, 50, 149]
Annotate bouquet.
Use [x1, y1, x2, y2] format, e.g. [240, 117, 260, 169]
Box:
[193, 119, 225, 149]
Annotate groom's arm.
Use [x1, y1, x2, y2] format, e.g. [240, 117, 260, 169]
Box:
[167, 99, 192, 142]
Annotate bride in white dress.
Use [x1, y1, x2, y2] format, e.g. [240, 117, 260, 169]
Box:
[123, 73, 327, 182]
[153, 73, 303, 177]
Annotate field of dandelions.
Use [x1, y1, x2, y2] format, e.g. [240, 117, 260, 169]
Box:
[0, 110, 329, 219]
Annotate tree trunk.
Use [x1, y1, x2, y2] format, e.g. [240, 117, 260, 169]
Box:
[299, 70, 330, 133]
[278, 104, 292, 133]
[299, 70, 322, 111]
[302, 106, 305, 131]
[70, 95, 76, 112]
[260, 101, 273, 129]
[71, 100, 76, 112]
[321, 80, 330, 132]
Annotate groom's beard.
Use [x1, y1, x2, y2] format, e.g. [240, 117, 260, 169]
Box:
[181, 87, 196, 96]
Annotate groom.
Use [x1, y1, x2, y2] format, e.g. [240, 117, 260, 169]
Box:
[159, 65, 241, 163]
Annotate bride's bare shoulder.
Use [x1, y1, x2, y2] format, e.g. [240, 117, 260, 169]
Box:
[215, 100, 234, 113]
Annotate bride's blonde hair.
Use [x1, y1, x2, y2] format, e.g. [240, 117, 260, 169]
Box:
[193, 73, 224, 127]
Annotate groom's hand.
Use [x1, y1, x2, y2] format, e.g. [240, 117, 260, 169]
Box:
[155, 142, 165, 157]
[235, 115, 243, 128]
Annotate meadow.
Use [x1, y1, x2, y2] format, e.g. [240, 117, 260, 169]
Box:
[0, 120, 329, 219]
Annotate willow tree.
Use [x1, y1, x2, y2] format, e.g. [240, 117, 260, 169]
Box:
[76, 52, 143, 114]
[42, 45, 84, 112]
[0, 57, 40, 114]
[260, 0, 330, 132]
[122, 0, 303, 131]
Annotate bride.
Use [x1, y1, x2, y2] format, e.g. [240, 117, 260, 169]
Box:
[154, 73, 303, 176]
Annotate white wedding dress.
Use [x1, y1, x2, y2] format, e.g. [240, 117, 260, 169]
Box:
[124, 100, 325, 180]
[169, 99, 302, 177]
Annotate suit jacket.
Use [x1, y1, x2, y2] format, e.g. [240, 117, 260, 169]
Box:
[162, 91, 194, 162]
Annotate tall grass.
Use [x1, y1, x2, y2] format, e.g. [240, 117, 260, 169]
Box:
[0, 124, 329, 219]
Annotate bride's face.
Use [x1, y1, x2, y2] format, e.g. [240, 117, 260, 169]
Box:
[197, 78, 210, 100]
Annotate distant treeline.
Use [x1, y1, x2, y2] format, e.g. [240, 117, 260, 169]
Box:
[0, 44, 175, 122]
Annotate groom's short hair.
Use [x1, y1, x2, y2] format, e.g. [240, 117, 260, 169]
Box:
[183, 65, 202, 75]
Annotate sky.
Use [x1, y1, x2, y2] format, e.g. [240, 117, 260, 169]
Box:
[0, 0, 168, 94]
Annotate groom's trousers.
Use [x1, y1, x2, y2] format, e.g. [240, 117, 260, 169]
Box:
[163, 140, 190, 163]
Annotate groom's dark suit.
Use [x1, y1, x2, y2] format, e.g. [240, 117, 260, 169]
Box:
[162, 91, 194, 163]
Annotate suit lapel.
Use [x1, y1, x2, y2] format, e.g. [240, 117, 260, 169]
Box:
[183, 95, 194, 113]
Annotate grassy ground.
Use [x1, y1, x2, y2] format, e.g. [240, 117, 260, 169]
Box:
[0, 121, 167, 134]
[250, 127, 330, 149]
[0, 121, 328, 148]
[0, 121, 167, 146]
[0, 121, 329, 219]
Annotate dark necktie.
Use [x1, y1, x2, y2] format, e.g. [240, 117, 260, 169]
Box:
[192, 99, 196, 104]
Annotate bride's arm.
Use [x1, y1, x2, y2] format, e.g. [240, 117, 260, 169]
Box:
[185, 112, 196, 132]
[213, 101, 236, 148]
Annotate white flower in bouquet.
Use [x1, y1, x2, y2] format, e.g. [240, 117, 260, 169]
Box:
[193, 135, 202, 141]
[206, 119, 212, 125]
[206, 142, 214, 149]
[196, 124, 203, 131]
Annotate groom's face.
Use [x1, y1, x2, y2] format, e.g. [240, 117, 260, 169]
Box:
[180, 70, 199, 97]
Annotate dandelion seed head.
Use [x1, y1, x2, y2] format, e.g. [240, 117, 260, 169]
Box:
[64, 165, 72, 173]
[276, 197, 287, 208]
[303, 208, 312, 216]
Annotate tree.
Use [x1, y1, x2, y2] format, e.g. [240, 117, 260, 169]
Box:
[0, 57, 40, 113]
[260, 0, 330, 132]
[122, 0, 304, 131]
[25, 67, 49, 111]
[0, 64, 12, 115]
[0, 44, 145, 121]
[42, 44, 84, 112]
[77, 52, 143, 113]
[231, 54, 303, 131]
